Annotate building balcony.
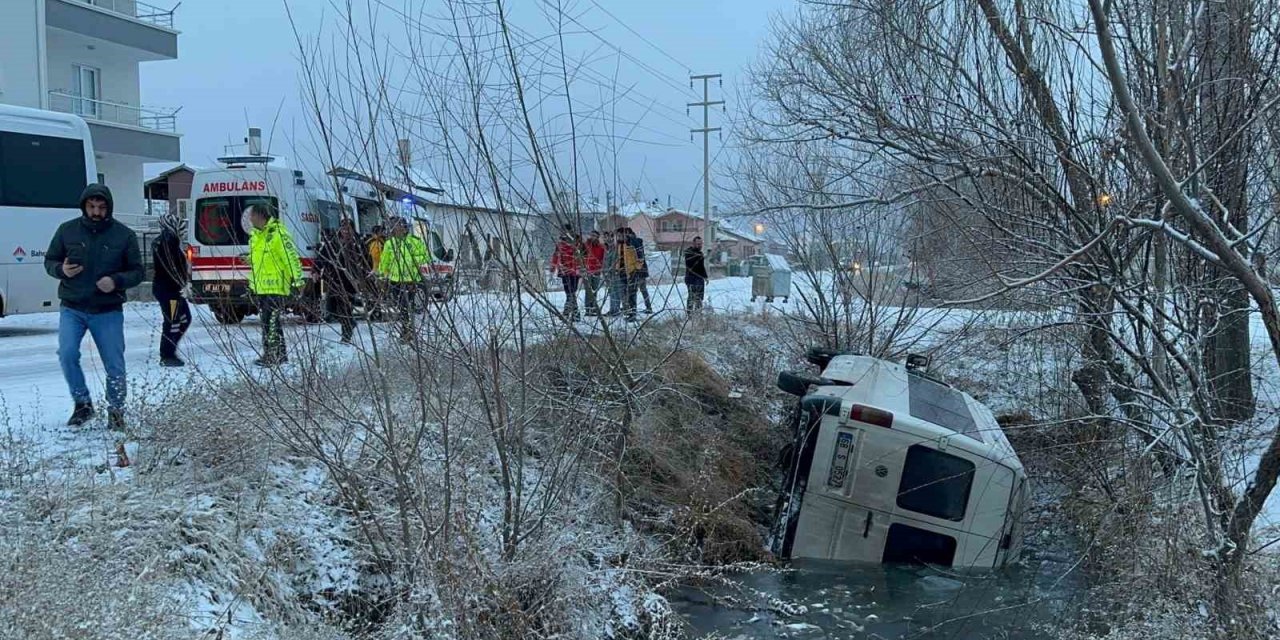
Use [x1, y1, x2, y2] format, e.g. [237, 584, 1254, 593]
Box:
[48, 91, 180, 160]
[47, 0, 178, 60]
[78, 0, 175, 28]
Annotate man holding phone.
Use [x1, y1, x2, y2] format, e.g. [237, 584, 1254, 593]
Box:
[43, 184, 144, 430]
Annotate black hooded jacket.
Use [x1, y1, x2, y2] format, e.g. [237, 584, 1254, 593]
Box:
[43, 184, 144, 313]
[151, 229, 188, 298]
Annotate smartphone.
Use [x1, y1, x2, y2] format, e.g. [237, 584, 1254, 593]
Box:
[66, 242, 87, 266]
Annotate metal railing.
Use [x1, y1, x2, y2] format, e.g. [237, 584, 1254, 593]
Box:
[48, 91, 178, 132]
[77, 0, 176, 29]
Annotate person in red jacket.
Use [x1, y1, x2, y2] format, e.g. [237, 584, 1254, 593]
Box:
[582, 230, 606, 316]
[550, 232, 582, 321]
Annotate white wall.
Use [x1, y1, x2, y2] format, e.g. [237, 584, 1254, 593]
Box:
[45, 28, 141, 107]
[0, 2, 45, 108]
[96, 153, 145, 215]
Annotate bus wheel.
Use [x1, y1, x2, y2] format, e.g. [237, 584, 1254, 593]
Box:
[213, 305, 245, 325]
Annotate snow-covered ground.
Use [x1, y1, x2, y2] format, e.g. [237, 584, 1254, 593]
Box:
[3, 273, 1277, 638]
[3, 275, 1276, 538]
[0, 276, 805, 471]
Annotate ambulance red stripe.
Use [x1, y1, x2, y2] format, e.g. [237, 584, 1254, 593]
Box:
[191, 256, 316, 270]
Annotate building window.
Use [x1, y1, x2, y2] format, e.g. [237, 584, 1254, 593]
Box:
[658, 219, 686, 233]
[74, 65, 101, 118]
[97, 173, 106, 185]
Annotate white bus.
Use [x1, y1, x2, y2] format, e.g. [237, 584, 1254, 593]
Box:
[0, 104, 97, 318]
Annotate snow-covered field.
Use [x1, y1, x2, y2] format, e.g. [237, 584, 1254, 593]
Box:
[3, 274, 1276, 535]
[3, 274, 1278, 638]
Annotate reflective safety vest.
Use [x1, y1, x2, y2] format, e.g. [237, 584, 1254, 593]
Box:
[379, 234, 431, 283]
[248, 219, 304, 295]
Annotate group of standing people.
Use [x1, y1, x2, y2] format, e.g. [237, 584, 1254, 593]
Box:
[321, 217, 431, 343]
[550, 227, 652, 322]
[45, 183, 434, 431]
[549, 227, 709, 322]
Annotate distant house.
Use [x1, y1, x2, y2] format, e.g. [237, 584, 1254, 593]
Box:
[596, 203, 709, 250]
[143, 163, 198, 217]
[718, 214, 789, 257]
[589, 202, 774, 264]
[713, 221, 766, 261]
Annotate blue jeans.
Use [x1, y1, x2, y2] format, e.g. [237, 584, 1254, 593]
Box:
[58, 308, 127, 409]
[608, 273, 625, 315]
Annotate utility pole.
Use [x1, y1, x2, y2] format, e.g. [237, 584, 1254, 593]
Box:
[689, 73, 723, 248]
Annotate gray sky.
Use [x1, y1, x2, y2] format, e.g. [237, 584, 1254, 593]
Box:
[141, 0, 790, 211]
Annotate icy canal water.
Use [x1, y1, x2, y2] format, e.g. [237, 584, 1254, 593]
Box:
[672, 530, 1084, 639]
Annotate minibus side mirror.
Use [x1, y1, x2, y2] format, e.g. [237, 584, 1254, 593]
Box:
[778, 370, 823, 396]
[801, 394, 843, 417]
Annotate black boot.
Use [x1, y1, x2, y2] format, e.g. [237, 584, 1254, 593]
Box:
[160, 355, 185, 367]
[67, 402, 95, 427]
[107, 409, 126, 432]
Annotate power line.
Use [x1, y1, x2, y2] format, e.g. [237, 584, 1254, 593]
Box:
[538, 0, 695, 98]
[503, 20, 694, 124]
[584, 0, 693, 73]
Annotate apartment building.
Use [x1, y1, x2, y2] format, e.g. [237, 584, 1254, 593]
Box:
[0, 0, 180, 216]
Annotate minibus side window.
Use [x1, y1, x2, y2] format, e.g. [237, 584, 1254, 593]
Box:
[897, 445, 975, 521]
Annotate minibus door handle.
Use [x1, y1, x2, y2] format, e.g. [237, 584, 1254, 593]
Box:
[863, 512, 873, 538]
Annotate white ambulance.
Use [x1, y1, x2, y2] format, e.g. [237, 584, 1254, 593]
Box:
[772, 349, 1028, 569]
[187, 147, 351, 324]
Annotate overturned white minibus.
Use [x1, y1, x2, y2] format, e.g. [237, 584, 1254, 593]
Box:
[772, 349, 1028, 569]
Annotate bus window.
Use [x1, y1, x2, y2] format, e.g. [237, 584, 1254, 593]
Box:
[0, 132, 87, 208]
[896, 445, 975, 522]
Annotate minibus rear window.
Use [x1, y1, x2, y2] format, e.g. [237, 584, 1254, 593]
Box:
[897, 445, 975, 521]
[883, 523, 957, 566]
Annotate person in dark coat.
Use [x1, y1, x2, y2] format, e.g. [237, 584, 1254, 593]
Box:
[683, 235, 708, 312]
[318, 219, 367, 343]
[152, 212, 191, 366]
[43, 184, 145, 430]
[625, 228, 653, 314]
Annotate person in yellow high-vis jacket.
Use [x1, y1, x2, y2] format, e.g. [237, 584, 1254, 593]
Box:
[378, 218, 431, 341]
[247, 206, 303, 366]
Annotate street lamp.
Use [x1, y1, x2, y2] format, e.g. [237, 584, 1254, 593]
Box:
[1097, 193, 1114, 207]
[754, 222, 765, 235]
